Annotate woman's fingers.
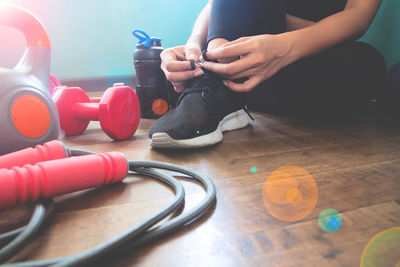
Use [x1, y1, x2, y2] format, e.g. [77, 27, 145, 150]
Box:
[172, 81, 187, 93]
[164, 68, 204, 84]
[160, 45, 204, 87]
[226, 67, 259, 80]
[205, 41, 250, 60]
[220, 37, 250, 48]
[165, 61, 195, 72]
[160, 45, 186, 62]
[202, 55, 254, 77]
[223, 76, 261, 92]
[185, 44, 202, 61]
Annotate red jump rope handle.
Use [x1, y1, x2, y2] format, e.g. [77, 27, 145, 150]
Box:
[0, 141, 69, 169]
[0, 152, 128, 209]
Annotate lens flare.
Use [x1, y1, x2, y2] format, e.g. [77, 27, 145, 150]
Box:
[251, 166, 257, 173]
[360, 227, 400, 267]
[262, 166, 318, 222]
[318, 208, 342, 232]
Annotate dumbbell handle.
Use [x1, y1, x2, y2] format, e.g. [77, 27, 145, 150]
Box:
[72, 102, 101, 121]
[0, 152, 128, 209]
[0, 141, 69, 169]
[71, 83, 130, 120]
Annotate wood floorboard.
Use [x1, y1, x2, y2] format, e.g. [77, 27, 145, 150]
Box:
[1, 105, 399, 266]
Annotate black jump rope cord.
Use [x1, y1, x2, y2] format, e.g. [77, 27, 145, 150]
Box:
[0, 200, 55, 246]
[0, 149, 217, 267]
[0, 199, 55, 263]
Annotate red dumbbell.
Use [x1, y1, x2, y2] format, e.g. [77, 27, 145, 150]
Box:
[54, 86, 102, 103]
[49, 73, 62, 96]
[53, 84, 141, 140]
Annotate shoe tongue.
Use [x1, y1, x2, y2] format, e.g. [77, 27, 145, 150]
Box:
[184, 68, 213, 93]
[202, 71, 230, 105]
[180, 70, 244, 114]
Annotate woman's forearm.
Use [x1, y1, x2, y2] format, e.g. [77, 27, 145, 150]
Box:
[285, 0, 381, 62]
[285, 14, 315, 31]
[186, 0, 212, 50]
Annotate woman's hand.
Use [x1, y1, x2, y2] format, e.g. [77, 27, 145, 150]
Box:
[160, 44, 204, 92]
[202, 34, 296, 92]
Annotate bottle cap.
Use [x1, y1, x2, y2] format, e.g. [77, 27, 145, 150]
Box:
[132, 29, 161, 48]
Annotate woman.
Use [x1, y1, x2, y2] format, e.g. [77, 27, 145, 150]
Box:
[149, 0, 386, 149]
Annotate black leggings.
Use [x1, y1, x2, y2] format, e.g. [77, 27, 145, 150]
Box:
[208, 0, 386, 116]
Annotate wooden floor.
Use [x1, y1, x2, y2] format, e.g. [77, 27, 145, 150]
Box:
[1, 109, 400, 266]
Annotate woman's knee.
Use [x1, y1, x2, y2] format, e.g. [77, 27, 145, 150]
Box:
[348, 42, 386, 99]
[208, 0, 286, 43]
[352, 42, 386, 78]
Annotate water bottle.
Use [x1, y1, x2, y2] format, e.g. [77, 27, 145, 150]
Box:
[132, 29, 171, 119]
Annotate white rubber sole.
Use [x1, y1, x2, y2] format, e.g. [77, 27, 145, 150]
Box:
[151, 109, 250, 149]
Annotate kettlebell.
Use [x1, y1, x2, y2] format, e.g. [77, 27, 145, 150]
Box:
[0, 3, 60, 155]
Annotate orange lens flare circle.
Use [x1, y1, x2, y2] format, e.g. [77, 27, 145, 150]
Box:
[152, 99, 168, 116]
[360, 227, 400, 267]
[11, 95, 51, 138]
[262, 166, 318, 222]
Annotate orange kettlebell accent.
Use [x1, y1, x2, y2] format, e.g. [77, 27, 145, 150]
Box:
[11, 95, 51, 138]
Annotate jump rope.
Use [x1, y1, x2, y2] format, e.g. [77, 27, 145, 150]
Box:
[0, 142, 217, 267]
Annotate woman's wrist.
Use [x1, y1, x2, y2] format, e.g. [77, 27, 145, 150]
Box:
[275, 32, 301, 66]
[187, 34, 205, 50]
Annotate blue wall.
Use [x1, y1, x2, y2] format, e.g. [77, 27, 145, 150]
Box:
[0, 0, 207, 80]
[0, 0, 398, 81]
[360, 0, 400, 69]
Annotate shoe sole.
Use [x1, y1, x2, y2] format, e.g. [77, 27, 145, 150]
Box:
[151, 109, 250, 149]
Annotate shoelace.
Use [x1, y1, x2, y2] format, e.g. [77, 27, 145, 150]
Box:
[176, 69, 216, 106]
[182, 68, 213, 94]
[243, 106, 255, 121]
[180, 73, 254, 121]
[182, 70, 254, 121]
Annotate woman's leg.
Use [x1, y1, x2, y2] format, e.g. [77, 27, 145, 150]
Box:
[205, 0, 386, 118]
[246, 41, 387, 117]
[207, 0, 286, 50]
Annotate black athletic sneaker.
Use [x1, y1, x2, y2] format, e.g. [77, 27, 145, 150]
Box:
[148, 70, 252, 148]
